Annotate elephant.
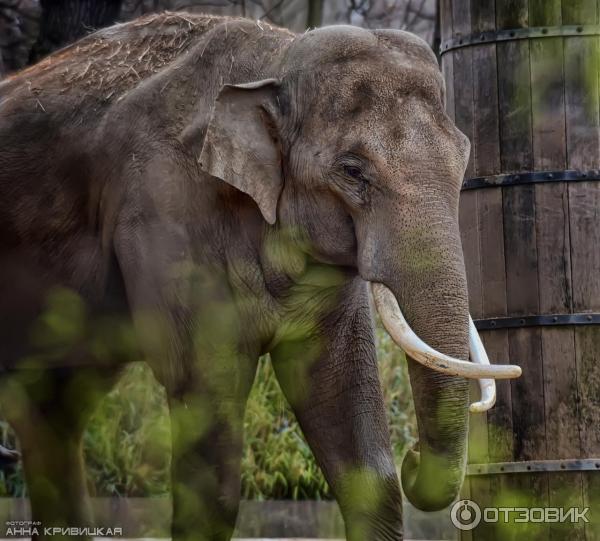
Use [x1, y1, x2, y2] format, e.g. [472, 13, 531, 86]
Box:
[0, 11, 521, 541]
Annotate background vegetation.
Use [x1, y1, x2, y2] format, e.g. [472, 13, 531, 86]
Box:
[0, 326, 416, 500]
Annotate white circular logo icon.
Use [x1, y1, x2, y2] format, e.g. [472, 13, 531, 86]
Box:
[451, 499, 482, 530]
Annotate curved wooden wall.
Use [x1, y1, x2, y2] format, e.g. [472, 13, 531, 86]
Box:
[440, 1, 600, 539]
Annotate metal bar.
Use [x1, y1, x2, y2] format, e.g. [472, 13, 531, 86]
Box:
[467, 459, 600, 476]
[461, 169, 600, 191]
[474, 313, 600, 331]
[441, 25, 600, 54]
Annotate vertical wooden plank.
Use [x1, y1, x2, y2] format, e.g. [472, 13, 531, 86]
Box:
[563, 6, 600, 541]
[572, 186, 600, 541]
[563, 2, 600, 174]
[503, 187, 549, 540]
[479, 186, 513, 474]
[472, 3, 500, 178]
[583, 472, 600, 541]
[530, 1, 567, 171]
[569, 184, 600, 313]
[507, 328, 545, 461]
[528, 2, 586, 539]
[563, 3, 600, 328]
[543, 330, 584, 541]
[443, 54, 456, 122]
[482, 331, 513, 461]
[480, 330, 512, 541]
[440, 0, 455, 121]
[495, 2, 550, 539]
[496, 0, 532, 174]
[477, 167, 512, 541]
[478, 190, 505, 318]
[576, 327, 600, 541]
[503, 184, 538, 319]
[563, 0, 598, 25]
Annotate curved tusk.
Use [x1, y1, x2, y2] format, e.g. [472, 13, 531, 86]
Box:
[468, 315, 496, 413]
[371, 282, 522, 380]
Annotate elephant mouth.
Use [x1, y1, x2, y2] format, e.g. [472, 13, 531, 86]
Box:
[370, 282, 522, 413]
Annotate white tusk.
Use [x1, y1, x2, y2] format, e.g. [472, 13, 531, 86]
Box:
[371, 282, 522, 380]
[468, 315, 496, 413]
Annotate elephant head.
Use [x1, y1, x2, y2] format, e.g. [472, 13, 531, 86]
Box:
[200, 25, 520, 511]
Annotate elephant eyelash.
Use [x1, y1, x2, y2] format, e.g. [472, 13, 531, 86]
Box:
[329, 164, 371, 208]
[330, 154, 373, 206]
[343, 165, 366, 181]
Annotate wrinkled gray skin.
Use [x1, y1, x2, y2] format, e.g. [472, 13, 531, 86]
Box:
[0, 13, 470, 541]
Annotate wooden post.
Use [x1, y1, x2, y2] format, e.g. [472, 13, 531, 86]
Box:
[440, 1, 600, 539]
[306, 0, 323, 28]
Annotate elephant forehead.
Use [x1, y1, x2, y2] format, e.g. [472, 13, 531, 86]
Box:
[289, 24, 437, 69]
[302, 66, 443, 142]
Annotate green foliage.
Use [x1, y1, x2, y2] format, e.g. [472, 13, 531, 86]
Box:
[0, 326, 416, 500]
[83, 363, 171, 497]
[241, 356, 330, 500]
[375, 324, 417, 461]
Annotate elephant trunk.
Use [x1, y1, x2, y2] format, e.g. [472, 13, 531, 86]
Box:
[403, 305, 470, 509]
[400, 365, 469, 511]
[371, 235, 473, 511]
[358, 181, 520, 511]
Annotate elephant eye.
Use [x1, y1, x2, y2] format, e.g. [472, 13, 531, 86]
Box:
[343, 165, 365, 180]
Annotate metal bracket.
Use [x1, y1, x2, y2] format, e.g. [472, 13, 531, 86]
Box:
[461, 169, 600, 191]
[467, 458, 600, 476]
[474, 313, 600, 331]
[441, 24, 600, 55]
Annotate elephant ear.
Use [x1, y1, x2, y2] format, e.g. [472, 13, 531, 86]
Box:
[199, 79, 282, 225]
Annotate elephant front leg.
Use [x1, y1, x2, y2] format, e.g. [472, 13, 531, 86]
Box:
[270, 278, 403, 541]
[113, 214, 257, 540]
[167, 357, 257, 541]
